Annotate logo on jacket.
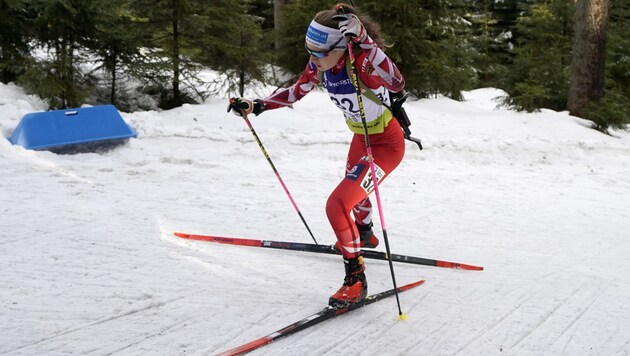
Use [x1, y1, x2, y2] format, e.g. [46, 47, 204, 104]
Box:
[346, 163, 366, 181]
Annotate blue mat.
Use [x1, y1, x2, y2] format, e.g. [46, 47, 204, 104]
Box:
[8, 105, 136, 151]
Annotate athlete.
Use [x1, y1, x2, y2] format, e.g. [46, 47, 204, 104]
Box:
[228, 3, 406, 307]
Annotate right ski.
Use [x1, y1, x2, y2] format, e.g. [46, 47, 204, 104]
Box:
[174, 232, 483, 271]
[215, 279, 425, 356]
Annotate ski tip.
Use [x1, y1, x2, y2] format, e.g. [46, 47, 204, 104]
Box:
[436, 261, 484, 271]
[462, 265, 484, 271]
[400, 279, 425, 291]
[173, 232, 188, 238]
[216, 336, 273, 356]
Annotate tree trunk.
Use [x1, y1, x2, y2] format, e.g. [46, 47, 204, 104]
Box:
[568, 0, 609, 118]
[172, 2, 181, 107]
[274, 0, 285, 50]
[110, 53, 117, 106]
[239, 66, 245, 97]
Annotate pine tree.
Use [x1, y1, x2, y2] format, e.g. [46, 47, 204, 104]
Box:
[127, 0, 196, 108]
[502, 0, 575, 112]
[20, 0, 102, 108]
[607, 1, 630, 97]
[360, 1, 426, 96]
[0, 0, 33, 83]
[197, 0, 272, 97]
[278, 1, 477, 99]
[423, 0, 478, 100]
[465, 0, 518, 89]
[491, 0, 521, 29]
[128, 0, 269, 106]
[90, 0, 145, 109]
[363, 0, 476, 99]
[248, 0, 275, 31]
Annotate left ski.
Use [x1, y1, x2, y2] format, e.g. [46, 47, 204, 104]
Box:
[215, 279, 425, 356]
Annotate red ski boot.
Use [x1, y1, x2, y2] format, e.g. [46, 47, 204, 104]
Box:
[328, 256, 367, 308]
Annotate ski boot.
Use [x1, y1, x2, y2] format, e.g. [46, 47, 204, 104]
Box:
[328, 256, 368, 308]
[356, 221, 379, 248]
[334, 222, 380, 251]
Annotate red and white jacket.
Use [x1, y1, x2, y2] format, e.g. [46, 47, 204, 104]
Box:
[262, 36, 405, 134]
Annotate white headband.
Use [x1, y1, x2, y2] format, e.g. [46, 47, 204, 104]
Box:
[305, 20, 348, 50]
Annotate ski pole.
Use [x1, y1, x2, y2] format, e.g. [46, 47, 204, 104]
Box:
[239, 110, 319, 245]
[345, 39, 405, 319]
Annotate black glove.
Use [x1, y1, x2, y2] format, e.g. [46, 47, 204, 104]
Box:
[227, 97, 265, 117]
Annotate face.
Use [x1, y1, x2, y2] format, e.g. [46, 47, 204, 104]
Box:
[306, 44, 346, 71]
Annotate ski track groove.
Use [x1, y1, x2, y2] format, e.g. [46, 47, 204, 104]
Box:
[507, 283, 587, 353]
[451, 271, 573, 355]
[3, 296, 184, 355]
[399, 287, 446, 354]
[556, 290, 602, 355]
[100, 319, 191, 356]
[451, 287, 541, 354]
[450, 313, 510, 355]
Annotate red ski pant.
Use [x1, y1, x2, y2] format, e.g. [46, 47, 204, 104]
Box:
[326, 120, 405, 258]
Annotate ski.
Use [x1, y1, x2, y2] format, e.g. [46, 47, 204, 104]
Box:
[174, 232, 483, 271]
[215, 279, 425, 356]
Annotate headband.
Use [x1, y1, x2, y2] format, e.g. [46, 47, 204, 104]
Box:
[305, 20, 348, 50]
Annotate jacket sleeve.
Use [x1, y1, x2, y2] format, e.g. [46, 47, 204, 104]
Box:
[356, 35, 405, 93]
[261, 62, 320, 110]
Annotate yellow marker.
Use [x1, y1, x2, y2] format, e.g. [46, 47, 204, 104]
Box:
[399, 313, 408, 321]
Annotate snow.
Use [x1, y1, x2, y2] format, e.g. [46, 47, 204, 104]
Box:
[1, 82, 630, 355]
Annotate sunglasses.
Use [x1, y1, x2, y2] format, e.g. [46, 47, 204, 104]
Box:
[305, 37, 345, 59]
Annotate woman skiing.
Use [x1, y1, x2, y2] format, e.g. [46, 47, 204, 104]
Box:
[228, 3, 406, 307]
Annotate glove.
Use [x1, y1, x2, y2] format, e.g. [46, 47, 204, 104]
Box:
[333, 14, 367, 43]
[227, 97, 265, 117]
